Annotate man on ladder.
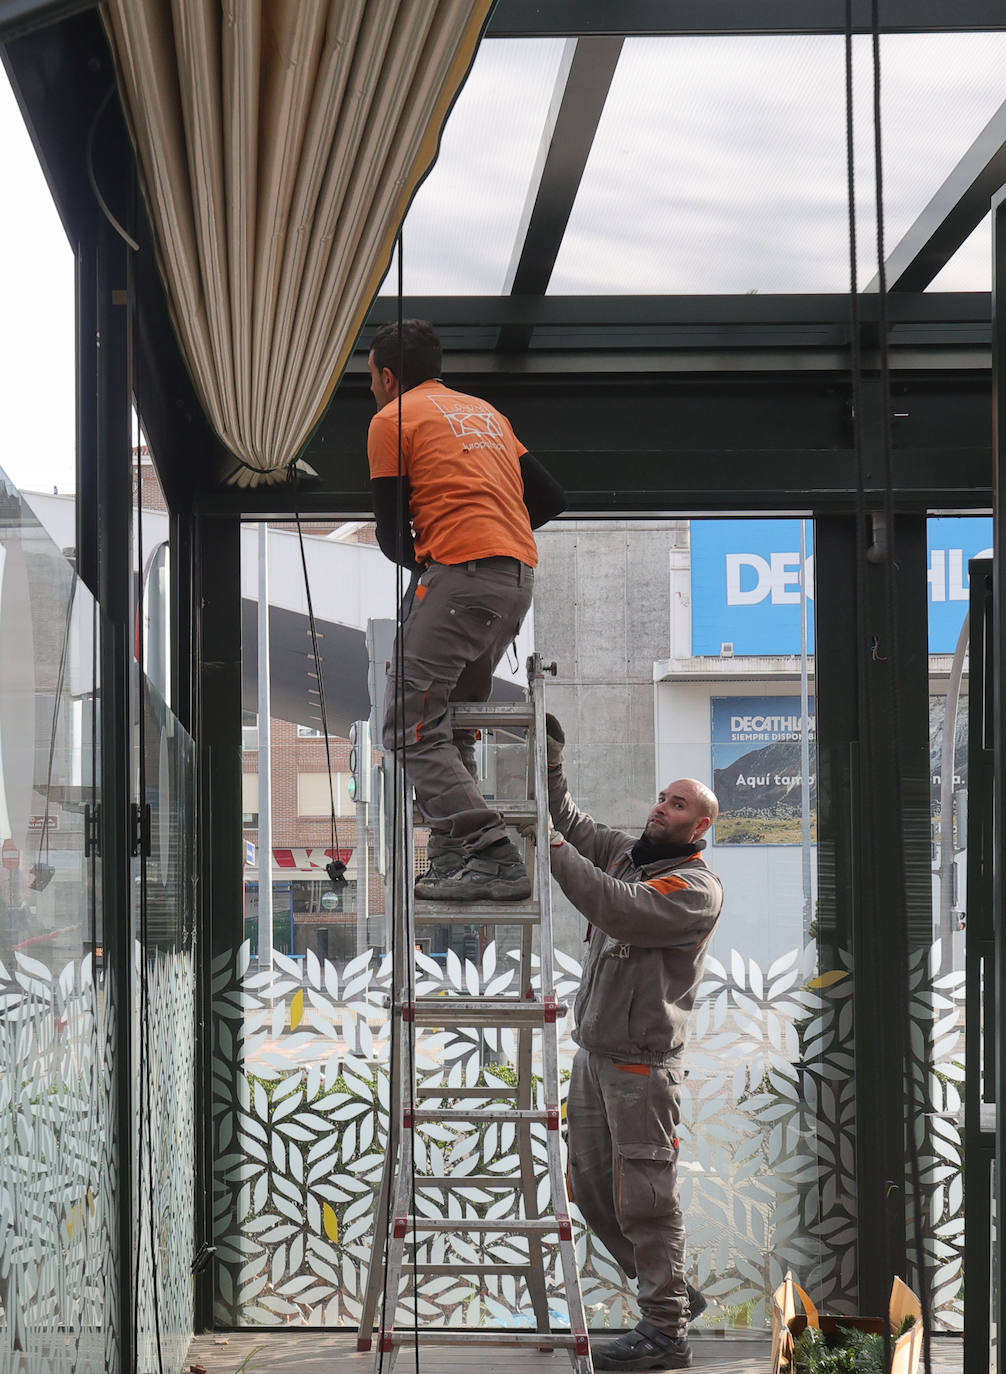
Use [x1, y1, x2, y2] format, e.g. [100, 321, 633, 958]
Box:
[533, 717, 723, 1372]
[367, 317, 565, 901]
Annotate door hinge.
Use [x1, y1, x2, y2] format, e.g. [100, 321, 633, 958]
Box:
[131, 802, 151, 859]
[84, 802, 101, 858]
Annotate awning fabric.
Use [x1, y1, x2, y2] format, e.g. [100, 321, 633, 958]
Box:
[102, 0, 493, 486]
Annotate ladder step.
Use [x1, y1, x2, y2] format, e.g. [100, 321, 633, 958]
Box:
[416, 1086, 519, 1099]
[410, 1263, 530, 1275]
[412, 1177, 522, 1188]
[398, 1217, 564, 1234]
[413, 997, 566, 1027]
[412, 1107, 553, 1124]
[414, 899, 541, 924]
[450, 702, 534, 727]
[379, 1331, 588, 1352]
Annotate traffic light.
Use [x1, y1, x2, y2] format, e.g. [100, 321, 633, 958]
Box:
[348, 719, 371, 803]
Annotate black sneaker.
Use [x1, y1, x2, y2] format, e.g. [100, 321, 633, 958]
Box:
[686, 1284, 707, 1323]
[591, 1321, 691, 1371]
[436, 839, 532, 902]
[414, 850, 465, 900]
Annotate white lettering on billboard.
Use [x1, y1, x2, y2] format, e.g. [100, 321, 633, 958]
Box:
[725, 553, 814, 606]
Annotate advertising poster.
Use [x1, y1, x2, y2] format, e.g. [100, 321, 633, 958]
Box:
[690, 515, 991, 657]
[712, 696, 816, 845]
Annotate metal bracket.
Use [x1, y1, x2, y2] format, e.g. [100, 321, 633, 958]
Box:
[130, 802, 152, 858]
[84, 802, 101, 858]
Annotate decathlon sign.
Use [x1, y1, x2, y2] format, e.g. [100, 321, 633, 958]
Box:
[690, 517, 992, 656]
[691, 519, 814, 657]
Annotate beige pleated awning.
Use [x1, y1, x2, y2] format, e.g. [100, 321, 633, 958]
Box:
[102, 0, 493, 487]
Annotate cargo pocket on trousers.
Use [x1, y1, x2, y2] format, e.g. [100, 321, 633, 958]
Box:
[446, 601, 504, 658]
[615, 1141, 678, 1226]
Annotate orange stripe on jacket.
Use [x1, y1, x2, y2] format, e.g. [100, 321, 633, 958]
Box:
[644, 874, 689, 895]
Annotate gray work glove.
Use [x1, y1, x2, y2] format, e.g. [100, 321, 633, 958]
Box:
[517, 819, 565, 847]
[544, 713, 565, 769]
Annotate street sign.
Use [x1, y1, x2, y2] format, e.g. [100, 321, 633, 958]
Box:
[245, 840, 256, 867]
[2, 839, 19, 871]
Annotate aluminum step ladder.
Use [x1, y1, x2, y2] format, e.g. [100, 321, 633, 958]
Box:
[358, 654, 592, 1372]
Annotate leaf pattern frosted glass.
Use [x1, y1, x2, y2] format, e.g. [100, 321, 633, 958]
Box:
[0, 956, 118, 1371]
[211, 938, 964, 1331]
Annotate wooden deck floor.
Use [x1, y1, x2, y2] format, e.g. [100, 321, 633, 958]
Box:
[186, 1329, 965, 1374]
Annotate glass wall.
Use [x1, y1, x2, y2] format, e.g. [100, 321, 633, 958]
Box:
[134, 676, 196, 1371]
[215, 514, 852, 1335]
[0, 470, 114, 1370]
[907, 514, 993, 1333]
[0, 465, 198, 1371]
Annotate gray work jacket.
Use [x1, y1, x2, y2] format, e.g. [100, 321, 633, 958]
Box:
[547, 766, 723, 1069]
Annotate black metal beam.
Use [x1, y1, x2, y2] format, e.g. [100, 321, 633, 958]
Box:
[0, 0, 95, 42]
[93, 217, 135, 1374]
[869, 101, 1006, 293]
[192, 511, 244, 1330]
[488, 0, 1006, 37]
[498, 36, 622, 348]
[990, 181, 1006, 1374]
[366, 291, 992, 329]
[963, 555, 995, 1374]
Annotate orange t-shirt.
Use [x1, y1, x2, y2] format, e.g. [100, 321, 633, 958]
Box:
[367, 381, 538, 568]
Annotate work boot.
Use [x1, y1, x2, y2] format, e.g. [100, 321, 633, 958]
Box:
[686, 1284, 707, 1323]
[414, 849, 466, 900]
[436, 839, 532, 902]
[591, 1321, 691, 1371]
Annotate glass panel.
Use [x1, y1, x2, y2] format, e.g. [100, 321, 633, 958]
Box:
[928, 213, 991, 293]
[0, 466, 115, 1370]
[379, 38, 570, 296]
[548, 33, 1006, 294]
[914, 515, 993, 1333]
[0, 73, 75, 498]
[133, 674, 196, 1371]
[216, 515, 833, 1336]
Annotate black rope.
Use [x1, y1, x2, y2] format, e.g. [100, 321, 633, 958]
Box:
[376, 230, 422, 1374]
[288, 478, 345, 879]
[866, 6, 933, 1369]
[842, 13, 895, 1371]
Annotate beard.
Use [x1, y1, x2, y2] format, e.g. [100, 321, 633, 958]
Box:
[631, 826, 706, 869]
[643, 816, 694, 846]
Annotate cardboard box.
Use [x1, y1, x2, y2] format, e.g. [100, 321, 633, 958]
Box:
[771, 1272, 923, 1374]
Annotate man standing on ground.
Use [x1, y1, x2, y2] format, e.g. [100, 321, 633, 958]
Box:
[538, 717, 722, 1371]
[367, 318, 564, 902]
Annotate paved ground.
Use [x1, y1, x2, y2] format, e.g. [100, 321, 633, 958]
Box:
[186, 1329, 965, 1373]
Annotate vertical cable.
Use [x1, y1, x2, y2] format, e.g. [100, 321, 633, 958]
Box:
[867, 6, 933, 1370]
[289, 493, 344, 868]
[376, 232, 422, 1374]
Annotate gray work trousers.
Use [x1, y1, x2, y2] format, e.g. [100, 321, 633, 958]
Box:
[567, 1048, 688, 1338]
[383, 557, 533, 853]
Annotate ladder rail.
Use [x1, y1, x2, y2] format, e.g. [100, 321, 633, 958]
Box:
[360, 656, 593, 1373]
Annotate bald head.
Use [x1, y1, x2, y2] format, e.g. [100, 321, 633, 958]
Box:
[643, 778, 719, 846]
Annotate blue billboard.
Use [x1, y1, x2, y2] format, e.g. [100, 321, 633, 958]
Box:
[690, 517, 992, 656]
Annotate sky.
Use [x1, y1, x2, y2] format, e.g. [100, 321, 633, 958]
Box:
[0, 73, 76, 496]
[1, 30, 1004, 500]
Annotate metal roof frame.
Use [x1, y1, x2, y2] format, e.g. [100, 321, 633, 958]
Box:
[1, 0, 1003, 518]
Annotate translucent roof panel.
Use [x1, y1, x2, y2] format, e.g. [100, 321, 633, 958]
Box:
[378, 38, 568, 295]
[928, 213, 991, 292]
[549, 33, 1006, 294]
